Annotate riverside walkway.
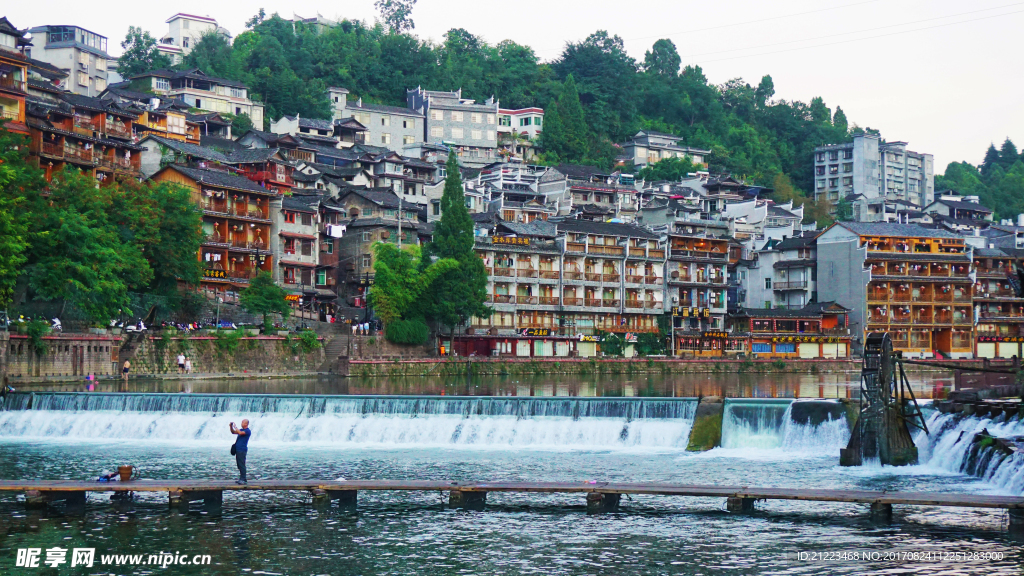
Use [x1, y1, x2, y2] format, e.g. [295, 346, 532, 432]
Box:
[1, 479, 1021, 529]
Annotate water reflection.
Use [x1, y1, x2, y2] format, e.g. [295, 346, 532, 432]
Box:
[17, 371, 954, 399]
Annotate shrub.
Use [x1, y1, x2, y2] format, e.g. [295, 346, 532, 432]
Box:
[214, 329, 242, 354]
[299, 329, 321, 352]
[26, 320, 51, 356]
[385, 318, 430, 345]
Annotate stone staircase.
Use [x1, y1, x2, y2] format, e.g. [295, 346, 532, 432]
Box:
[318, 330, 351, 373]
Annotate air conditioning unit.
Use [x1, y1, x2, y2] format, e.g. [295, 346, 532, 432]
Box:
[671, 296, 679, 302]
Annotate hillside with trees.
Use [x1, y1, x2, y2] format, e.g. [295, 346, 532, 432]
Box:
[936, 138, 1024, 221]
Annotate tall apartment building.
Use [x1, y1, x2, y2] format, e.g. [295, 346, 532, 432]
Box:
[327, 87, 422, 154]
[972, 246, 1024, 359]
[816, 222, 972, 358]
[666, 232, 732, 356]
[0, 17, 30, 136]
[159, 14, 228, 59]
[620, 130, 710, 168]
[743, 232, 818, 310]
[407, 86, 499, 168]
[813, 133, 934, 209]
[26, 25, 111, 97]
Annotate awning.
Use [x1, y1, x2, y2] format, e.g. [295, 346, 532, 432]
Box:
[279, 260, 317, 268]
[279, 231, 317, 240]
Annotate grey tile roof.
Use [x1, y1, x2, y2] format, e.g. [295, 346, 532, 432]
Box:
[837, 221, 964, 239]
[166, 165, 272, 195]
[142, 135, 230, 163]
[556, 219, 660, 240]
[768, 205, 800, 218]
[283, 196, 318, 213]
[341, 189, 404, 209]
[348, 101, 422, 116]
[496, 220, 559, 238]
[226, 148, 281, 164]
[200, 135, 245, 153]
[773, 232, 818, 251]
[935, 199, 993, 213]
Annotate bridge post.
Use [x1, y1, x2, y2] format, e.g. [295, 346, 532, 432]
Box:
[870, 502, 892, 522]
[726, 497, 755, 513]
[310, 489, 330, 505]
[326, 490, 358, 506]
[168, 490, 222, 508]
[1009, 509, 1024, 533]
[25, 490, 86, 509]
[449, 490, 486, 510]
[586, 492, 620, 513]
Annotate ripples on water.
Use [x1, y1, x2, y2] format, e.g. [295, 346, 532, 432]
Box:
[0, 387, 1019, 575]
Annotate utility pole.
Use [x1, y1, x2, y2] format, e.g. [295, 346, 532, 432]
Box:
[397, 194, 402, 250]
[215, 296, 222, 329]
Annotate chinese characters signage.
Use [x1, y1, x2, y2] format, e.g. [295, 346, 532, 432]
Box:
[702, 331, 728, 339]
[520, 328, 551, 337]
[492, 236, 530, 246]
[672, 307, 711, 318]
[202, 269, 226, 279]
[770, 336, 841, 343]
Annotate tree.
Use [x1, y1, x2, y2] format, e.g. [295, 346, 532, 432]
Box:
[118, 26, 172, 78]
[999, 138, 1019, 170]
[246, 8, 267, 29]
[370, 242, 456, 327]
[0, 127, 37, 309]
[375, 0, 418, 33]
[643, 39, 680, 77]
[981, 144, 1001, 177]
[834, 197, 854, 222]
[239, 270, 291, 329]
[421, 153, 489, 337]
[832, 106, 848, 133]
[231, 113, 254, 134]
[638, 156, 702, 182]
[754, 75, 775, 108]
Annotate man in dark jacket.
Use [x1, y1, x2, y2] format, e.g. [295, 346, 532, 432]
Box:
[230, 420, 251, 484]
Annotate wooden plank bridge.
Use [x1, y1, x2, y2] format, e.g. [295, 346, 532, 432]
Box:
[0, 480, 1021, 529]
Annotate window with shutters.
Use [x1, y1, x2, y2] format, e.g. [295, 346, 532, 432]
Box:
[430, 110, 443, 121]
[301, 213, 312, 226]
[471, 130, 482, 140]
[451, 128, 464, 139]
[451, 111, 464, 122]
[301, 240, 312, 256]
[471, 113, 481, 123]
[430, 127, 443, 138]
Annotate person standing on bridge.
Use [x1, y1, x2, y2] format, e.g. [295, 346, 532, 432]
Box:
[229, 420, 251, 484]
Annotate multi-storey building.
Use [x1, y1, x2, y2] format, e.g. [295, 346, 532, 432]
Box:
[151, 165, 278, 295]
[99, 86, 200, 144]
[327, 87, 422, 154]
[26, 24, 110, 97]
[619, 130, 710, 168]
[452, 220, 665, 357]
[273, 195, 319, 293]
[742, 232, 818, 310]
[666, 232, 731, 356]
[816, 222, 972, 358]
[159, 14, 228, 60]
[556, 164, 639, 222]
[813, 133, 934, 209]
[972, 247, 1024, 359]
[0, 17, 30, 136]
[497, 107, 544, 140]
[729, 302, 852, 359]
[130, 68, 263, 128]
[408, 86, 498, 168]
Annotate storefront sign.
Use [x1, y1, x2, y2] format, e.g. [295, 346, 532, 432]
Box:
[702, 331, 728, 339]
[579, 335, 601, 342]
[492, 236, 530, 246]
[202, 269, 227, 279]
[285, 294, 301, 302]
[625, 332, 638, 343]
[520, 328, 551, 337]
[674, 307, 711, 318]
[770, 336, 841, 343]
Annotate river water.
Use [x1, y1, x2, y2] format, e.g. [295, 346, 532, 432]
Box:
[0, 371, 1021, 575]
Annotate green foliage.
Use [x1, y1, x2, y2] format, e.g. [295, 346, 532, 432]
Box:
[214, 329, 242, 353]
[376, 0, 418, 33]
[598, 332, 625, 357]
[0, 127, 35, 308]
[298, 329, 321, 352]
[230, 112, 254, 134]
[634, 332, 666, 357]
[937, 137, 1024, 220]
[26, 319, 50, 356]
[119, 26, 172, 78]
[385, 317, 431, 345]
[421, 154, 489, 332]
[239, 270, 291, 327]
[637, 156, 702, 182]
[370, 243, 457, 325]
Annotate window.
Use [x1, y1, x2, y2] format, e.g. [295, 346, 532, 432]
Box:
[534, 116, 542, 126]
[829, 165, 839, 175]
[95, 77, 106, 91]
[362, 254, 372, 268]
[816, 166, 825, 176]
[764, 278, 772, 289]
[430, 127, 443, 138]
[402, 120, 409, 128]
[486, 130, 495, 141]
[301, 213, 312, 226]
[451, 111, 464, 122]
[430, 110, 443, 121]
[230, 87, 245, 98]
[843, 149, 853, 159]
[471, 113, 481, 123]
[325, 241, 333, 254]
[283, 267, 295, 283]
[451, 128, 464, 139]
[195, 98, 202, 108]
[487, 114, 496, 124]
[183, 37, 189, 49]
[364, 208, 373, 216]
[842, 177, 853, 186]
[843, 163, 853, 173]
[362, 232, 372, 241]
[284, 211, 296, 224]
[236, 107, 242, 115]
[96, 58, 106, 71]
[829, 178, 838, 188]
[403, 135, 415, 145]
[77, 72, 88, 86]
[317, 270, 327, 285]
[471, 130, 482, 140]
[519, 117, 532, 127]
[381, 116, 390, 126]
[381, 133, 391, 144]
[499, 115, 511, 126]
[301, 240, 312, 256]
[815, 152, 825, 162]
[155, 78, 170, 91]
[284, 238, 296, 254]
[828, 151, 838, 161]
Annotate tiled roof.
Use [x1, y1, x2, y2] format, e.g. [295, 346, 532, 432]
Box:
[496, 220, 559, 238]
[290, 171, 322, 183]
[556, 219, 660, 240]
[768, 205, 800, 218]
[141, 135, 230, 163]
[342, 188, 403, 209]
[731, 301, 847, 319]
[27, 57, 67, 80]
[200, 135, 245, 153]
[283, 196, 318, 213]
[226, 148, 281, 164]
[348, 101, 422, 116]
[555, 163, 606, 180]
[836, 221, 964, 239]
[133, 68, 248, 89]
[773, 232, 818, 251]
[935, 199, 993, 213]
[165, 165, 272, 194]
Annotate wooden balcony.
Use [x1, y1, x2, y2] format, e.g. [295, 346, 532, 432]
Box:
[516, 268, 538, 278]
[647, 249, 665, 259]
[626, 274, 644, 284]
[105, 122, 131, 139]
[603, 299, 620, 307]
[40, 142, 64, 159]
[566, 242, 587, 253]
[0, 76, 27, 93]
[203, 233, 228, 245]
[585, 298, 603, 307]
[63, 146, 94, 164]
[562, 297, 582, 306]
[603, 273, 620, 283]
[492, 267, 515, 277]
[493, 294, 515, 304]
[628, 247, 646, 257]
[584, 272, 602, 282]
[538, 297, 560, 306]
[562, 271, 582, 281]
[539, 270, 560, 280]
[588, 244, 624, 256]
[774, 280, 808, 290]
[644, 301, 662, 309]
[517, 296, 538, 305]
[644, 275, 661, 285]
[624, 300, 643, 309]
[201, 201, 229, 215]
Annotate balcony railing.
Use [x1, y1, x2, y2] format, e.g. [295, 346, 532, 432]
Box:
[628, 248, 646, 257]
[203, 233, 227, 245]
[603, 273, 620, 283]
[517, 268, 538, 278]
[1, 109, 19, 121]
[0, 76, 27, 92]
[647, 249, 665, 259]
[626, 275, 644, 284]
[562, 297, 582, 306]
[562, 271, 582, 281]
[585, 298, 603, 307]
[624, 300, 643, 309]
[493, 294, 514, 304]
[603, 299, 620, 307]
[106, 122, 131, 139]
[588, 244, 624, 256]
[63, 147, 94, 164]
[584, 272, 602, 282]
[538, 297, 559, 306]
[566, 242, 587, 253]
[492, 267, 515, 277]
[518, 296, 538, 305]
[539, 270, 560, 280]
[644, 276, 661, 285]
[41, 142, 64, 158]
[774, 280, 808, 290]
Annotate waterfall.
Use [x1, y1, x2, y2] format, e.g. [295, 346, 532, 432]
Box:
[919, 411, 1024, 494]
[720, 399, 850, 454]
[0, 393, 699, 450]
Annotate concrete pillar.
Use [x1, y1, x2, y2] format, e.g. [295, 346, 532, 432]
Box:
[687, 397, 724, 451]
[327, 490, 358, 506]
[449, 490, 486, 509]
[870, 502, 892, 522]
[25, 490, 86, 509]
[726, 497, 755, 513]
[586, 493, 620, 513]
[310, 489, 330, 505]
[169, 490, 222, 508]
[1009, 509, 1024, 533]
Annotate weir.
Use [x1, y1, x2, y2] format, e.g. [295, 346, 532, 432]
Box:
[720, 398, 850, 452]
[0, 392, 700, 449]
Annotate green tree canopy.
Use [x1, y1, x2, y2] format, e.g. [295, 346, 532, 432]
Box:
[118, 26, 172, 78]
[239, 270, 291, 328]
[370, 242, 456, 326]
[0, 127, 37, 309]
[376, 0, 418, 33]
